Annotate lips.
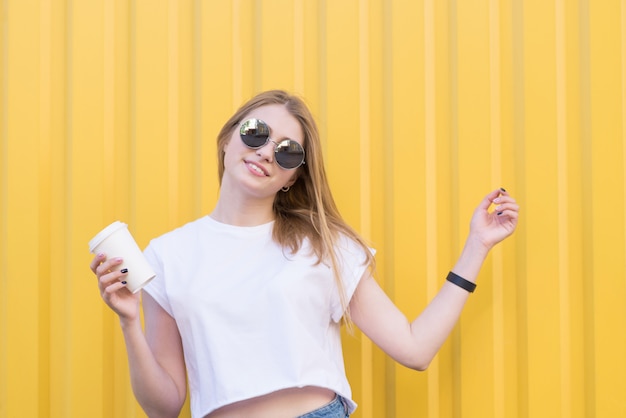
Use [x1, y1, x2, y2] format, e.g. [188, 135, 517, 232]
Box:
[245, 160, 269, 176]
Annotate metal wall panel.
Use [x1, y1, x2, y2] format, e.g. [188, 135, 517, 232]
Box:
[1, 1, 625, 417]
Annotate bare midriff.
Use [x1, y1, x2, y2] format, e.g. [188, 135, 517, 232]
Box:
[205, 386, 336, 418]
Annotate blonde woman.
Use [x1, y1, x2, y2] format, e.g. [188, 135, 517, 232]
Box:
[91, 90, 519, 418]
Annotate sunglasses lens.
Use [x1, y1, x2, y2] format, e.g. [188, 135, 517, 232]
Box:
[275, 140, 305, 169]
[240, 119, 270, 148]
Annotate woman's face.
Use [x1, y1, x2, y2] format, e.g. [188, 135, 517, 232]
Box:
[221, 104, 304, 200]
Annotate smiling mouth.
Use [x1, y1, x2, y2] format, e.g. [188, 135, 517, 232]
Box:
[246, 161, 269, 176]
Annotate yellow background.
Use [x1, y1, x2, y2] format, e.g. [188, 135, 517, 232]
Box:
[1, 0, 625, 417]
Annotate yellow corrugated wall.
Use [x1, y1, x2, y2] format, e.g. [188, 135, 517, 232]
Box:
[1, 0, 625, 417]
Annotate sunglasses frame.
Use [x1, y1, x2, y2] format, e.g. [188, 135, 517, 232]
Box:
[239, 118, 306, 170]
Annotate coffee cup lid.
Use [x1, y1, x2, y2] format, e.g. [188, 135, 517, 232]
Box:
[88, 221, 128, 253]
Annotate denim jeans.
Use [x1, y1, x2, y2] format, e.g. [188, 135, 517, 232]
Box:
[296, 395, 350, 418]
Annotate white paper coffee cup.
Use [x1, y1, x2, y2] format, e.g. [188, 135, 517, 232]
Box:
[89, 221, 156, 293]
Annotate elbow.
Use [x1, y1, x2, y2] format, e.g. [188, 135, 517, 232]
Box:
[133, 379, 187, 418]
[137, 393, 185, 418]
[412, 363, 430, 372]
[399, 351, 435, 371]
[142, 406, 184, 418]
[405, 359, 431, 372]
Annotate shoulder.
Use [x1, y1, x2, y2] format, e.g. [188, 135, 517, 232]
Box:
[146, 216, 210, 251]
[333, 232, 375, 261]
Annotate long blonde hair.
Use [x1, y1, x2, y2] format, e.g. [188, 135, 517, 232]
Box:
[216, 90, 375, 325]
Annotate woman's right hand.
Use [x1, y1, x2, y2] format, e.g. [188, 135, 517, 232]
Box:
[90, 253, 141, 322]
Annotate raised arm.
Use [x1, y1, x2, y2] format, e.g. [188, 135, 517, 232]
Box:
[90, 255, 187, 418]
[350, 188, 519, 370]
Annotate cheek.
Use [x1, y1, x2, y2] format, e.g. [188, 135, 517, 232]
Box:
[223, 138, 242, 159]
[223, 129, 243, 154]
[284, 171, 299, 186]
[221, 142, 238, 169]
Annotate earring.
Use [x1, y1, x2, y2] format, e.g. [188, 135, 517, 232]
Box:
[281, 186, 290, 192]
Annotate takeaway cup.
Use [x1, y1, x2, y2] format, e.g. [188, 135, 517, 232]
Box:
[89, 221, 155, 293]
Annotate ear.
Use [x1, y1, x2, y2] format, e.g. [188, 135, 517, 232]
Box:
[222, 138, 231, 152]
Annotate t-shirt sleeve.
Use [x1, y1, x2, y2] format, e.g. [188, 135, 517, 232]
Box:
[330, 236, 376, 322]
[142, 240, 175, 317]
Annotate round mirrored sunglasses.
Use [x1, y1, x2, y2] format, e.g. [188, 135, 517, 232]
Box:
[239, 118, 306, 170]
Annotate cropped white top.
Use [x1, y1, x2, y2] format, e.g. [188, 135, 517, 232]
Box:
[142, 216, 371, 417]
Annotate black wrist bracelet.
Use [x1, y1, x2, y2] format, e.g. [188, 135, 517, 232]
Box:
[446, 271, 477, 293]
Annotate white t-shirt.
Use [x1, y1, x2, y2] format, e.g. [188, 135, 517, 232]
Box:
[142, 216, 372, 417]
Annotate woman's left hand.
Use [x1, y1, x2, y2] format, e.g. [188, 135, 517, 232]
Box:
[469, 188, 519, 250]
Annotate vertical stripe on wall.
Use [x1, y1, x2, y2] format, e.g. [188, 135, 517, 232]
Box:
[0, 0, 7, 415]
[1, 1, 626, 417]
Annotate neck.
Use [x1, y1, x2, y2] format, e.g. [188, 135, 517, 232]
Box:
[210, 191, 275, 227]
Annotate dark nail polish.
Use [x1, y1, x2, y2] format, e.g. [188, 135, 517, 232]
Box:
[500, 187, 507, 192]
[497, 211, 503, 216]
[121, 268, 128, 274]
[121, 281, 127, 285]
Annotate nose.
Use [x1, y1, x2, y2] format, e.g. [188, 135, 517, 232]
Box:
[255, 139, 276, 162]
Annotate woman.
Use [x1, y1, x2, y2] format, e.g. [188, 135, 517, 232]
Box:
[91, 90, 519, 418]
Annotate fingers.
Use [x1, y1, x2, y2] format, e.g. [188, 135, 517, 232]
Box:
[477, 187, 511, 211]
[494, 202, 519, 218]
[491, 188, 519, 217]
[92, 254, 122, 276]
[90, 253, 106, 273]
[101, 279, 130, 296]
[90, 253, 128, 289]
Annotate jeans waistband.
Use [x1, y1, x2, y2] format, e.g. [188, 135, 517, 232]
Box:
[296, 394, 349, 418]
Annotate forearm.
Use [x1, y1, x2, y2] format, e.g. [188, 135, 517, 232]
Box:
[120, 318, 185, 418]
[409, 235, 490, 368]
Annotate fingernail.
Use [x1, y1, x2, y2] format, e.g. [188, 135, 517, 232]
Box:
[497, 211, 503, 216]
[97, 253, 105, 258]
[500, 187, 507, 192]
[121, 268, 128, 274]
[121, 281, 127, 285]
